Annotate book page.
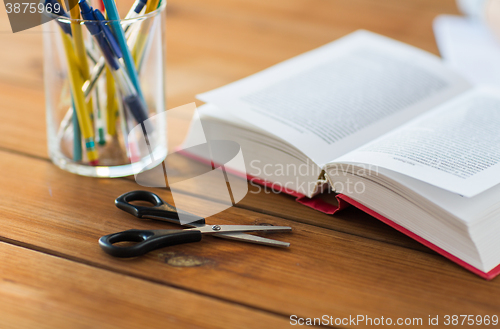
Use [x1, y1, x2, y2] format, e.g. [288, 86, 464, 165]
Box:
[333, 87, 500, 197]
[434, 15, 500, 86]
[371, 168, 500, 225]
[198, 30, 470, 166]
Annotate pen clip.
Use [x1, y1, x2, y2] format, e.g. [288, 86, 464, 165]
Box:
[94, 9, 123, 59]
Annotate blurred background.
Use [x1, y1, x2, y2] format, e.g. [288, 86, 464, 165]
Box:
[0, 0, 498, 154]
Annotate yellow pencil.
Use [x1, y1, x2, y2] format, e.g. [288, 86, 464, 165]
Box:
[131, 0, 160, 66]
[68, 1, 94, 116]
[60, 31, 99, 164]
[102, 11, 119, 138]
[69, 4, 90, 79]
[67, 0, 99, 164]
[146, 0, 161, 15]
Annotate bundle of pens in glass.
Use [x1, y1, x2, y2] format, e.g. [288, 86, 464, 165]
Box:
[43, 0, 167, 177]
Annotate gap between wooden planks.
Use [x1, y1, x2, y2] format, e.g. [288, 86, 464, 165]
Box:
[0, 149, 498, 322]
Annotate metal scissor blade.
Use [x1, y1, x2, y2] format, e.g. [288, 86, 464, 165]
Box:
[213, 232, 290, 247]
[188, 222, 290, 247]
[143, 217, 290, 246]
[196, 225, 292, 234]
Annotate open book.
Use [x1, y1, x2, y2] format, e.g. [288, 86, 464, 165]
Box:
[181, 30, 500, 279]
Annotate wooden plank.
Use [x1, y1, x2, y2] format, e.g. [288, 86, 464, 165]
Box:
[0, 242, 288, 329]
[0, 150, 499, 322]
[165, 0, 460, 108]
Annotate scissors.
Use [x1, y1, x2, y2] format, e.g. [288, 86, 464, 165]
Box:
[99, 190, 292, 258]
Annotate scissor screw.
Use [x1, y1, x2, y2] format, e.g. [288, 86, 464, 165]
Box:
[212, 225, 221, 231]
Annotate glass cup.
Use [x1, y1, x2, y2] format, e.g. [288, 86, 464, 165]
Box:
[42, 2, 167, 177]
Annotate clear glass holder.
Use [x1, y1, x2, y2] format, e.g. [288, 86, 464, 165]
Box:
[43, 3, 167, 177]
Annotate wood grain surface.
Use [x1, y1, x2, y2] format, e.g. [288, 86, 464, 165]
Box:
[1, 0, 498, 328]
[0, 242, 289, 329]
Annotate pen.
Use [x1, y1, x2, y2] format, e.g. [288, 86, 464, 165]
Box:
[106, 66, 118, 137]
[45, 0, 72, 35]
[71, 93, 83, 161]
[79, 0, 146, 95]
[102, 0, 145, 102]
[125, 0, 148, 20]
[46, 0, 101, 65]
[79, 1, 149, 125]
[77, 0, 149, 101]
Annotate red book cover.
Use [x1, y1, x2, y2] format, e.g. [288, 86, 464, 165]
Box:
[178, 148, 500, 280]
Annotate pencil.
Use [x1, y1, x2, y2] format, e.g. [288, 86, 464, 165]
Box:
[131, 0, 159, 66]
[68, 1, 94, 110]
[60, 31, 99, 165]
[68, 0, 99, 164]
[146, 0, 160, 14]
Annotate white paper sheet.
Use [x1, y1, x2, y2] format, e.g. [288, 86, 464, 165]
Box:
[198, 30, 470, 166]
[434, 15, 500, 86]
[333, 87, 500, 197]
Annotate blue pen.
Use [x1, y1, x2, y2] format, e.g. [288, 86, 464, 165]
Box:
[125, 0, 148, 20]
[102, 0, 145, 102]
[79, 0, 149, 125]
[62, 0, 148, 100]
[45, 0, 72, 35]
[46, 0, 102, 65]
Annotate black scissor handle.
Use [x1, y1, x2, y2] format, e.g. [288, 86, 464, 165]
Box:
[115, 190, 205, 225]
[99, 229, 203, 258]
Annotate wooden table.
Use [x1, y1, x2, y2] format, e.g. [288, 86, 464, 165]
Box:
[0, 0, 498, 327]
